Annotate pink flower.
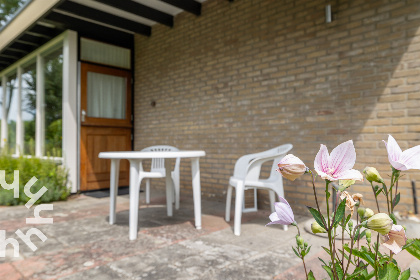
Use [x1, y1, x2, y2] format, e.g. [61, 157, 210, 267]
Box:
[383, 135, 420, 171]
[277, 154, 307, 181]
[381, 225, 407, 254]
[266, 196, 295, 226]
[314, 140, 363, 182]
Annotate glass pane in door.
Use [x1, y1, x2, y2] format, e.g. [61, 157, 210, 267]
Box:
[87, 72, 126, 119]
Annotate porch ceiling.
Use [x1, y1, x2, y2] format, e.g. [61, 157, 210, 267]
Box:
[0, 0, 205, 73]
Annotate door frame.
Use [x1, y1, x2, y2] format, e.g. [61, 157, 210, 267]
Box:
[79, 62, 133, 191]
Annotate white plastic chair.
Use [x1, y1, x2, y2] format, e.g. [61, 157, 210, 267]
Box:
[139, 145, 181, 209]
[225, 144, 293, 236]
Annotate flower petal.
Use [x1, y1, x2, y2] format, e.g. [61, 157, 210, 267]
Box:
[275, 201, 294, 224]
[316, 169, 336, 181]
[334, 169, 364, 181]
[278, 154, 305, 166]
[389, 159, 408, 171]
[329, 140, 356, 175]
[382, 225, 407, 254]
[384, 135, 403, 162]
[266, 212, 288, 226]
[314, 144, 329, 174]
[400, 144, 420, 170]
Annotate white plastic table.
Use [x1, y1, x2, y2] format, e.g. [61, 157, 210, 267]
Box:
[98, 150, 206, 240]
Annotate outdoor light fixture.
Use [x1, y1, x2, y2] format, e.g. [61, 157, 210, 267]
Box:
[325, 4, 332, 23]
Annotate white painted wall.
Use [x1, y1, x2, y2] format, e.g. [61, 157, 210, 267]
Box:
[62, 30, 79, 193]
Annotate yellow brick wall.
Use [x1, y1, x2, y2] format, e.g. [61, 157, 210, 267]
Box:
[134, 0, 420, 214]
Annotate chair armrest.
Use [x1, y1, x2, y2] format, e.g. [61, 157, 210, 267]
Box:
[233, 153, 261, 178]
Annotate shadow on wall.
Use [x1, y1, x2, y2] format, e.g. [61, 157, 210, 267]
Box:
[134, 0, 420, 214]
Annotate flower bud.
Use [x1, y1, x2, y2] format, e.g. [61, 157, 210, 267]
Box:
[348, 220, 354, 231]
[311, 221, 327, 234]
[362, 213, 393, 235]
[296, 235, 304, 249]
[277, 154, 307, 181]
[357, 207, 366, 218]
[365, 208, 374, 219]
[363, 167, 384, 184]
[366, 229, 372, 243]
[304, 242, 308, 249]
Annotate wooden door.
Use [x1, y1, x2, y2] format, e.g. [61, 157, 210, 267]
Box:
[80, 63, 132, 191]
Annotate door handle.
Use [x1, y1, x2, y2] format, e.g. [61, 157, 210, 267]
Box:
[81, 109, 86, 122]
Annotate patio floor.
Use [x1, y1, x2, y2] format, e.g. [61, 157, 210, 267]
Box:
[1, 189, 419, 280]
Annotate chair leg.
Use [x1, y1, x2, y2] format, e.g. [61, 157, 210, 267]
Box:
[172, 173, 180, 210]
[269, 190, 276, 213]
[145, 179, 150, 204]
[225, 185, 233, 222]
[234, 181, 244, 236]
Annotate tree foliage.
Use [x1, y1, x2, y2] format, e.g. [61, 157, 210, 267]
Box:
[0, 0, 25, 27]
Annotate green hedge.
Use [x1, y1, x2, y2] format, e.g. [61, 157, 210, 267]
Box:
[0, 155, 70, 206]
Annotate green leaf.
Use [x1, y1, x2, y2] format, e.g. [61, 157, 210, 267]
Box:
[404, 239, 420, 260]
[378, 262, 400, 280]
[322, 246, 331, 256]
[333, 198, 346, 228]
[382, 184, 388, 196]
[334, 262, 344, 280]
[390, 212, 397, 225]
[308, 270, 316, 280]
[399, 269, 410, 280]
[393, 193, 400, 208]
[347, 264, 369, 280]
[292, 246, 300, 258]
[322, 265, 334, 280]
[306, 245, 312, 254]
[307, 206, 327, 230]
[318, 257, 328, 266]
[375, 188, 382, 197]
[356, 229, 367, 241]
[326, 190, 331, 200]
[343, 245, 375, 267]
[345, 214, 351, 226]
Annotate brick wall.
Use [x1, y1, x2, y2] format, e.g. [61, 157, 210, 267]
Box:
[134, 0, 420, 214]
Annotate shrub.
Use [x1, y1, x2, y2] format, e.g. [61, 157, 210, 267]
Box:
[0, 155, 70, 206]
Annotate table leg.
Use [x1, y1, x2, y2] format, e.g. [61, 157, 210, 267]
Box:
[191, 158, 202, 229]
[109, 159, 120, 225]
[164, 159, 174, 217]
[129, 159, 140, 240]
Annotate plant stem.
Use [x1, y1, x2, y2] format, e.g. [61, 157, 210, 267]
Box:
[302, 256, 309, 280]
[296, 225, 308, 280]
[370, 182, 380, 212]
[356, 212, 360, 267]
[344, 224, 362, 277]
[374, 234, 380, 280]
[325, 181, 338, 280]
[392, 179, 399, 213]
[310, 171, 328, 230]
[342, 214, 345, 265]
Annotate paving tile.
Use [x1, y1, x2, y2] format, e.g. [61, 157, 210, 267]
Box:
[1, 190, 419, 280]
[58, 265, 134, 280]
[0, 262, 23, 280]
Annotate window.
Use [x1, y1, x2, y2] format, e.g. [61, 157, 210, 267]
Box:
[5, 73, 18, 154]
[43, 49, 63, 157]
[22, 62, 36, 155]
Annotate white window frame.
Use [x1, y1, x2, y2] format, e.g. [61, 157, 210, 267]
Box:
[0, 30, 78, 192]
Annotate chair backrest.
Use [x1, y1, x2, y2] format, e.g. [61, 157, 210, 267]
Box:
[140, 145, 179, 172]
[243, 144, 293, 181]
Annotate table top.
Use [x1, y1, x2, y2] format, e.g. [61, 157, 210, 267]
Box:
[98, 150, 206, 159]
